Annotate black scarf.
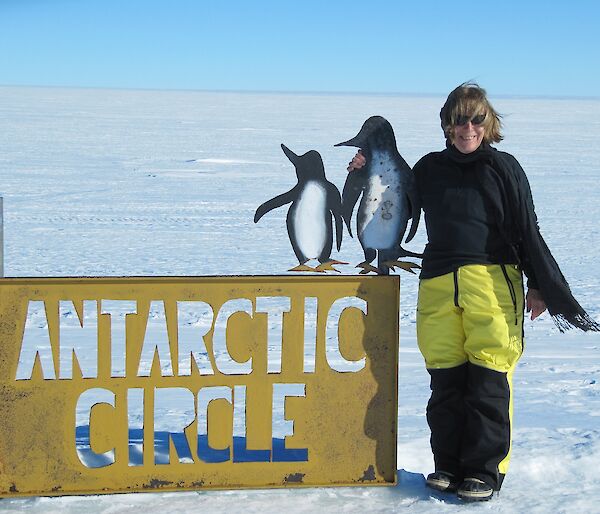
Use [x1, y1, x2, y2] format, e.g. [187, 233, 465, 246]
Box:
[445, 142, 600, 332]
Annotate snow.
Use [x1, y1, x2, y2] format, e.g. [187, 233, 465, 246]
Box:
[1, 86, 599, 512]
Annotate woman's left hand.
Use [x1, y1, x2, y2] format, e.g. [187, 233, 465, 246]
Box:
[526, 288, 547, 321]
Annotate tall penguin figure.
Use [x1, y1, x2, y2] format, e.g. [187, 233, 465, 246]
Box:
[336, 116, 422, 274]
[254, 144, 345, 272]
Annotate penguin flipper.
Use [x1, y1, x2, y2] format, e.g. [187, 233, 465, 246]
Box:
[404, 180, 421, 243]
[326, 182, 344, 251]
[254, 188, 296, 223]
[341, 170, 365, 237]
[334, 211, 343, 251]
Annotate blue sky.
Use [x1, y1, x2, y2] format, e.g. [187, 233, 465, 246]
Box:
[0, 0, 598, 97]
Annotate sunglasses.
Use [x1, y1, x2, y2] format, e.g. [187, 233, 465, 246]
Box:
[456, 113, 486, 126]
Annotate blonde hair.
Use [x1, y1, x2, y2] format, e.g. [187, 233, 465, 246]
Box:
[440, 82, 503, 144]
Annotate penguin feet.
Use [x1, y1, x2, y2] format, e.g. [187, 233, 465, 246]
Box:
[288, 264, 320, 273]
[384, 260, 422, 274]
[315, 260, 348, 273]
[356, 262, 381, 275]
[289, 260, 348, 273]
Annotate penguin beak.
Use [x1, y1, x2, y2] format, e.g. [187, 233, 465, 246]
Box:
[334, 135, 363, 148]
[336, 116, 386, 148]
[281, 143, 299, 165]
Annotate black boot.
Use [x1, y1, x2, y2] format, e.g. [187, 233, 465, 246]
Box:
[426, 471, 461, 493]
[457, 478, 494, 502]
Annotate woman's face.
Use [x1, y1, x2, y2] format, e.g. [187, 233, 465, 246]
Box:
[452, 115, 485, 154]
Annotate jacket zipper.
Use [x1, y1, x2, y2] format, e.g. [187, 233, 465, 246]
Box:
[453, 270, 460, 307]
[501, 264, 518, 325]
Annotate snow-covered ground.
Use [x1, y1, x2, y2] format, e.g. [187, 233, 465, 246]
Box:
[0, 86, 599, 512]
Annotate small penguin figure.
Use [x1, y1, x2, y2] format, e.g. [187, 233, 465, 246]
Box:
[254, 144, 345, 272]
[335, 116, 422, 275]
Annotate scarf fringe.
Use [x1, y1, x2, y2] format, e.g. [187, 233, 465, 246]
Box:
[552, 312, 600, 333]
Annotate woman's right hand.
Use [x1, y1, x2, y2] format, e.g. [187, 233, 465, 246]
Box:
[526, 288, 547, 321]
[347, 150, 366, 172]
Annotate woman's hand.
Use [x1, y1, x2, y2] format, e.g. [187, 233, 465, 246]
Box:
[347, 150, 366, 171]
[526, 288, 547, 321]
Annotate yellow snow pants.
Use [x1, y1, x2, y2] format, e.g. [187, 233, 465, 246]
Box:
[417, 264, 524, 489]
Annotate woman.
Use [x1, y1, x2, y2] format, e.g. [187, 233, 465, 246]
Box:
[348, 82, 599, 502]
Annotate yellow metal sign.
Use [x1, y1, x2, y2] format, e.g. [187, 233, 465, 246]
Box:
[0, 276, 399, 497]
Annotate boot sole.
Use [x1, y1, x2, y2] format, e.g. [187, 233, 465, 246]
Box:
[458, 491, 494, 502]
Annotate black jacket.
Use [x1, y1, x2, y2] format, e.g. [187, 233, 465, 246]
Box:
[413, 144, 538, 287]
[414, 142, 598, 332]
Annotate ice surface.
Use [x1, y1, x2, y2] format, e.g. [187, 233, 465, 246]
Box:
[0, 86, 599, 512]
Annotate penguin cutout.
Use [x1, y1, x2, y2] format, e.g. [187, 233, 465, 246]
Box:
[254, 144, 346, 272]
[335, 116, 422, 275]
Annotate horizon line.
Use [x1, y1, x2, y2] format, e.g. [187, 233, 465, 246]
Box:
[1, 82, 599, 102]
